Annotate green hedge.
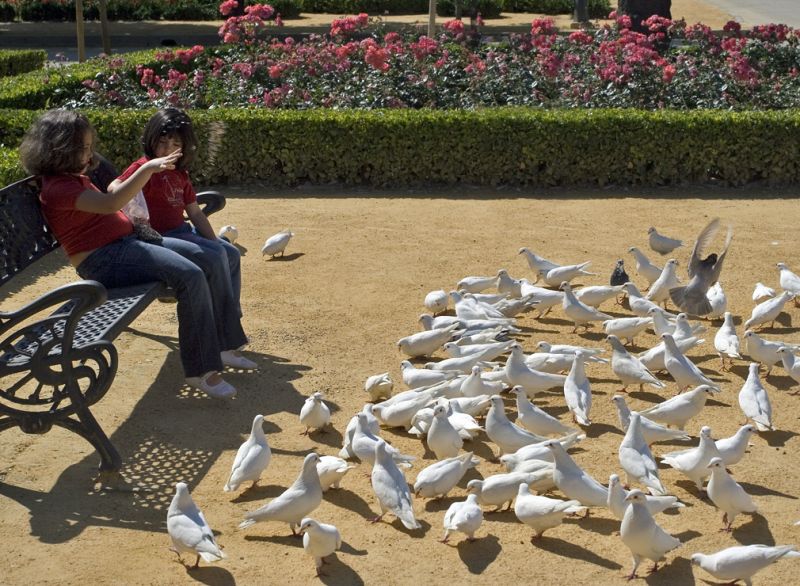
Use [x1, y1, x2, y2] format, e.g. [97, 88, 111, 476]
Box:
[0, 50, 47, 78]
[436, 0, 505, 19]
[2, 109, 799, 187]
[506, 0, 611, 18]
[299, 0, 427, 14]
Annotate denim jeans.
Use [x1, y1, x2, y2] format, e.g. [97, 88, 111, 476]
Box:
[76, 235, 223, 378]
[164, 222, 242, 317]
[158, 224, 247, 352]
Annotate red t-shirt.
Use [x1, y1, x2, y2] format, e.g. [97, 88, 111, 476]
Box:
[116, 157, 197, 233]
[40, 174, 134, 257]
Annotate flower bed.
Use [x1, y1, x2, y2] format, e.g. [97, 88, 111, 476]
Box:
[46, 5, 800, 111]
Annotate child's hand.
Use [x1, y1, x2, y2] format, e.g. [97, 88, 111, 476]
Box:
[147, 149, 182, 171]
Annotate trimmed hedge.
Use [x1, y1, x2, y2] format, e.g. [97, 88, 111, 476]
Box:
[506, 0, 611, 18]
[299, 0, 427, 14]
[0, 50, 47, 78]
[2, 108, 799, 187]
[436, 0, 506, 19]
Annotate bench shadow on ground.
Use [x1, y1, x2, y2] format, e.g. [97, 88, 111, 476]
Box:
[0, 329, 310, 545]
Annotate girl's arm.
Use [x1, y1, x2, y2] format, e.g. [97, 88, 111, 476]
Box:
[79, 150, 183, 214]
[185, 202, 217, 240]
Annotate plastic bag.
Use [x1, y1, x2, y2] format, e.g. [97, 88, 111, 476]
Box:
[122, 191, 163, 244]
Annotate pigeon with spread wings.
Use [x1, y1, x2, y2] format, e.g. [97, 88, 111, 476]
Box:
[669, 218, 733, 316]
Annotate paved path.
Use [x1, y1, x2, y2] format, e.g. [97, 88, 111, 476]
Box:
[700, 0, 799, 27]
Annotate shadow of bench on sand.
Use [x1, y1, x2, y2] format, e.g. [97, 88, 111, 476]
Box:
[0, 329, 310, 544]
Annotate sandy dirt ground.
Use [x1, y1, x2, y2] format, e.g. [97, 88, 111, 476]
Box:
[1, 186, 799, 586]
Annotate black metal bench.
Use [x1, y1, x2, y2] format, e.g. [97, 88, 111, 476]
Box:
[0, 166, 225, 480]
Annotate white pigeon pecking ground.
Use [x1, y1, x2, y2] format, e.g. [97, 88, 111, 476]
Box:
[298, 518, 342, 577]
[261, 229, 294, 257]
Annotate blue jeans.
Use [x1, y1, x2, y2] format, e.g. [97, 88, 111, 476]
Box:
[164, 222, 242, 317]
[76, 235, 224, 378]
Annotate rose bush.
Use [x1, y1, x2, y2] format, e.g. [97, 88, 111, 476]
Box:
[55, 3, 800, 110]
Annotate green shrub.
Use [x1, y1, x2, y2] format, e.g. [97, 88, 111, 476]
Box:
[0, 2, 15, 21]
[160, 0, 222, 20]
[0, 146, 23, 185]
[105, 0, 159, 21]
[0, 50, 47, 78]
[436, 0, 506, 19]
[269, 0, 301, 18]
[506, 0, 611, 18]
[299, 0, 428, 15]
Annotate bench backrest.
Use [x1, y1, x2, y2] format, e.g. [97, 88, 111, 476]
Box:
[0, 176, 59, 288]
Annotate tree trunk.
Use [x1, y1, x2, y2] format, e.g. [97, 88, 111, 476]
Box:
[428, 0, 436, 37]
[99, 0, 111, 55]
[75, 0, 85, 62]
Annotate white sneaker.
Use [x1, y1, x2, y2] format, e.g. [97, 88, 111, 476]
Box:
[186, 372, 237, 399]
[221, 350, 257, 370]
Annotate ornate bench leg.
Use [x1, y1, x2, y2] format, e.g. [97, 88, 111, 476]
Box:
[54, 406, 122, 474]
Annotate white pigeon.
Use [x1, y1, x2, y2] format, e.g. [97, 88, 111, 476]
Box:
[514, 484, 585, 539]
[511, 386, 577, 436]
[414, 452, 479, 499]
[574, 284, 624, 308]
[217, 224, 238, 244]
[607, 334, 665, 392]
[628, 247, 663, 288]
[739, 362, 773, 431]
[400, 360, 457, 389]
[299, 518, 341, 577]
[449, 395, 492, 418]
[365, 372, 393, 401]
[745, 291, 793, 330]
[714, 312, 742, 371]
[316, 456, 356, 491]
[413, 399, 482, 440]
[427, 404, 464, 459]
[500, 432, 585, 471]
[639, 384, 718, 430]
[602, 316, 652, 345]
[239, 453, 322, 534]
[469, 291, 509, 305]
[224, 414, 271, 492]
[424, 289, 448, 315]
[525, 352, 576, 374]
[466, 471, 545, 511]
[623, 282, 675, 317]
[546, 440, 608, 507]
[299, 392, 331, 435]
[460, 365, 505, 397]
[370, 440, 421, 530]
[611, 395, 690, 444]
[660, 426, 721, 491]
[619, 413, 667, 495]
[397, 323, 459, 358]
[494, 294, 538, 317]
[744, 330, 792, 375]
[620, 489, 681, 579]
[691, 544, 800, 586]
[674, 312, 707, 339]
[351, 412, 415, 468]
[706, 281, 729, 319]
[505, 344, 567, 396]
[563, 351, 592, 427]
[450, 291, 500, 321]
[707, 457, 758, 531]
[372, 391, 435, 429]
[340, 404, 380, 460]
[485, 395, 548, 456]
[777, 261, 800, 299]
[560, 282, 613, 332]
[496, 269, 523, 298]
[648, 227, 683, 255]
[424, 351, 493, 374]
[646, 258, 681, 306]
[167, 482, 225, 568]
[443, 340, 512, 362]
[607, 474, 684, 520]
[457, 274, 499, 294]
[261, 229, 294, 257]
[662, 333, 718, 391]
[777, 346, 800, 392]
[752, 282, 776, 303]
[716, 424, 756, 466]
[638, 335, 705, 373]
[538, 262, 596, 288]
[518, 247, 560, 276]
[649, 306, 677, 338]
[519, 281, 565, 317]
[535, 341, 606, 359]
[441, 493, 484, 543]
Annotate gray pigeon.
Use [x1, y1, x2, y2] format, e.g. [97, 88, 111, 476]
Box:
[669, 218, 733, 316]
[610, 259, 630, 287]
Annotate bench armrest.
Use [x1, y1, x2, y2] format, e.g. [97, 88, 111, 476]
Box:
[196, 191, 226, 217]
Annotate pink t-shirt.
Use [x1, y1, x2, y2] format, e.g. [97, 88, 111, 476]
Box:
[117, 157, 197, 233]
[40, 174, 134, 257]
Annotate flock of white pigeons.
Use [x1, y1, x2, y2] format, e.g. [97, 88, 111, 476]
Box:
[167, 219, 800, 583]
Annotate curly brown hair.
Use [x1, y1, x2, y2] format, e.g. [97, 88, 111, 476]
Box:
[141, 108, 197, 171]
[19, 109, 97, 176]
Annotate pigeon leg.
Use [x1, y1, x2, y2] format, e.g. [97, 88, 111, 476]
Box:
[370, 513, 385, 524]
[647, 562, 659, 574]
[250, 480, 259, 489]
[168, 547, 185, 566]
[530, 531, 542, 543]
[300, 428, 310, 436]
[439, 531, 450, 543]
[193, 555, 201, 569]
[627, 555, 641, 581]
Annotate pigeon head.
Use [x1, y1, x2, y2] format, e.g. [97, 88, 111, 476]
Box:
[433, 404, 448, 418]
[470, 365, 482, 375]
[517, 482, 531, 495]
[647, 227, 656, 234]
[518, 247, 528, 255]
[558, 281, 571, 291]
[777, 262, 788, 270]
[615, 259, 625, 267]
[497, 269, 509, 277]
[608, 474, 620, 487]
[698, 385, 720, 395]
[312, 392, 324, 402]
[749, 362, 760, 373]
[707, 457, 724, 470]
[536, 341, 551, 351]
[666, 258, 678, 267]
[544, 440, 560, 452]
[628, 246, 638, 253]
[510, 386, 525, 396]
[689, 554, 704, 566]
[741, 424, 756, 434]
[304, 453, 321, 468]
[298, 518, 316, 534]
[699, 426, 712, 439]
[466, 479, 483, 494]
[624, 489, 647, 503]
